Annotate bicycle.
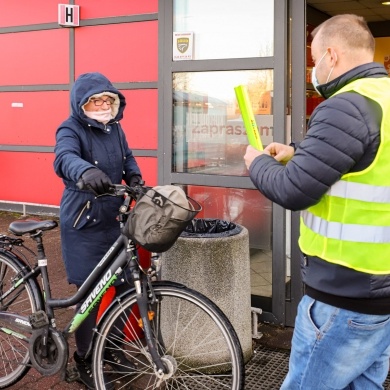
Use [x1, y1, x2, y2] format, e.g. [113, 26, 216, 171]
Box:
[0, 182, 245, 389]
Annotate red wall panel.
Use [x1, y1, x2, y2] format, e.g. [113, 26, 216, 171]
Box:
[77, 0, 158, 19]
[0, 152, 63, 205]
[0, 0, 61, 27]
[75, 22, 158, 82]
[0, 89, 157, 148]
[136, 157, 157, 187]
[0, 153, 157, 205]
[121, 90, 158, 150]
[0, 4, 159, 207]
[0, 92, 70, 146]
[0, 0, 158, 28]
[0, 29, 70, 86]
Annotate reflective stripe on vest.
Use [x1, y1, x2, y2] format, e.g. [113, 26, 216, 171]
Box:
[299, 212, 390, 274]
[328, 180, 390, 204]
[299, 77, 390, 274]
[301, 211, 390, 243]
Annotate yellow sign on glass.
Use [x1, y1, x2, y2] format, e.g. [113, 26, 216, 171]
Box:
[234, 85, 263, 150]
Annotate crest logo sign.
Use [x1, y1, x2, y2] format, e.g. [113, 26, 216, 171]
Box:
[177, 37, 189, 53]
[173, 32, 194, 61]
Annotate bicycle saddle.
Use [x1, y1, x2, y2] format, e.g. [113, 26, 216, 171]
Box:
[9, 220, 58, 236]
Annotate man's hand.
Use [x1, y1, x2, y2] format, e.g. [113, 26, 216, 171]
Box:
[244, 146, 269, 170]
[264, 142, 295, 163]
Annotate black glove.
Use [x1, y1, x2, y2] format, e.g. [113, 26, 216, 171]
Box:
[80, 168, 113, 195]
[127, 175, 142, 188]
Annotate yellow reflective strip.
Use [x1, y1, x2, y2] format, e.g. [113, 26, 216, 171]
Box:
[308, 195, 390, 226]
[308, 196, 390, 225]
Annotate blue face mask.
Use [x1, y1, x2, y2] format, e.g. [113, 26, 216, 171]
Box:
[311, 50, 329, 94]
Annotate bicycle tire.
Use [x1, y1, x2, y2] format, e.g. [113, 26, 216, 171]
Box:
[0, 250, 43, 388]
[93, 282, 245, 390]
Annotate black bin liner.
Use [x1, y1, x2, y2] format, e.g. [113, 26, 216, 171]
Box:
[181, 218, 242, 238]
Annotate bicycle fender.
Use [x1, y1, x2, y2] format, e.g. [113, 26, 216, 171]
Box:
[0, 248, 44, 309]
[89, 279, 188, 357]
[94, 280, 187, 327]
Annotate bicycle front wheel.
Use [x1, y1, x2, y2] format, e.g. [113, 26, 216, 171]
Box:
[0, 250, 43, 388]
[93, 282, 245, 389]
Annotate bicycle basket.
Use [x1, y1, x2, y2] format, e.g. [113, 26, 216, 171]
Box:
[123, 185, 202, 252]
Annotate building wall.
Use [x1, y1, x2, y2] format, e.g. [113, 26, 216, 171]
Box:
[0, 0, 158, 208]
[0, 0, 297, 325]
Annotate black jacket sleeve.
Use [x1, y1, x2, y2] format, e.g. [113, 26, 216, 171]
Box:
[249, 92, 379, 211]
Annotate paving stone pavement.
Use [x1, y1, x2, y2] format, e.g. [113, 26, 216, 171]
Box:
[0, 211, 293, 389]
[1, 211, 390, 390]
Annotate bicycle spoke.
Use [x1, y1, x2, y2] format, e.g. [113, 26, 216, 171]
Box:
[93, 284, 244, 389]
[0, 252, 39, 388]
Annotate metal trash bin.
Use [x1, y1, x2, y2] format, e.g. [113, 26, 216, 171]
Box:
[161, 218, 253, 364]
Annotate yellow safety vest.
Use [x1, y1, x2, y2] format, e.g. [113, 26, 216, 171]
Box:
[299, 77, 390, 274]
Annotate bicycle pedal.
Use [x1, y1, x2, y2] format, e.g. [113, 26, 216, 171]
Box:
[65, 365, 80, 382]
[29, 310, 49, 329]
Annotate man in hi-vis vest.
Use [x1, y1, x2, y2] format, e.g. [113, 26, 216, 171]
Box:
[245, 14, 390, 390]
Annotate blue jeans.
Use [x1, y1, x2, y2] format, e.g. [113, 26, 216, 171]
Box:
[281, 295, 390, 390]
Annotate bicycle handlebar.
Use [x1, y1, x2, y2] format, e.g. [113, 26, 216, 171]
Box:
[76, 179, 146, 198]
[76, 179, 146, 220]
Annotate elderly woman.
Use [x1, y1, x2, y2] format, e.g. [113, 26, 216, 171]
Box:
[54, 72, 141, 389]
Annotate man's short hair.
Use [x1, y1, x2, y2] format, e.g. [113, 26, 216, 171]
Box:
[312, 14, 375, 54]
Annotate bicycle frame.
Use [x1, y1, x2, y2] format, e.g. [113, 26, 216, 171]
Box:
[0, 236, 124, 327]
[0, 200, 168, 374]
[47, 234, 133, 334]
[0, 232, 130, 321]
[0, 186, 246, 389]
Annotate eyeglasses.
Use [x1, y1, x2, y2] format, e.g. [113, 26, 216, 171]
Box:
[90, 97, 116, 106]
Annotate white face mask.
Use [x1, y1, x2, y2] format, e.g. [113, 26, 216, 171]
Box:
[311, 50, 335, 95]
[84, 108, 112, 124]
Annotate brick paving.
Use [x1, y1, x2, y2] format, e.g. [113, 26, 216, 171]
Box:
[1, 210, 292, 390]
[3, 210, 389, 390]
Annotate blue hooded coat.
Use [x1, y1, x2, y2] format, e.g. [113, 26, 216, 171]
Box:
[54, 72, 141, 285]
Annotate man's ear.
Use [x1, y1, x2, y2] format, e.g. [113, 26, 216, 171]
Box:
[328, 47, 338, 66]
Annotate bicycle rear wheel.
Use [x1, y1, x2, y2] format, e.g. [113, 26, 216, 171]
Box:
[0, 250, 43, 388]
[93, 282, 245, 390]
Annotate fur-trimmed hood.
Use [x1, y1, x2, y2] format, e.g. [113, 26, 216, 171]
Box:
[70, 72, 126, 126]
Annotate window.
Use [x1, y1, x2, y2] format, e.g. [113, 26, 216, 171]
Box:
[173, 0, 274, 60]
[173, 70, 274, 176]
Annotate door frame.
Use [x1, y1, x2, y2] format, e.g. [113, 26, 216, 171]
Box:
[158, 0, 305, 327]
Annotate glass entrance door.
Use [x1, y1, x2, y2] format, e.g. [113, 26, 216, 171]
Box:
[160, 0, 301, 326]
